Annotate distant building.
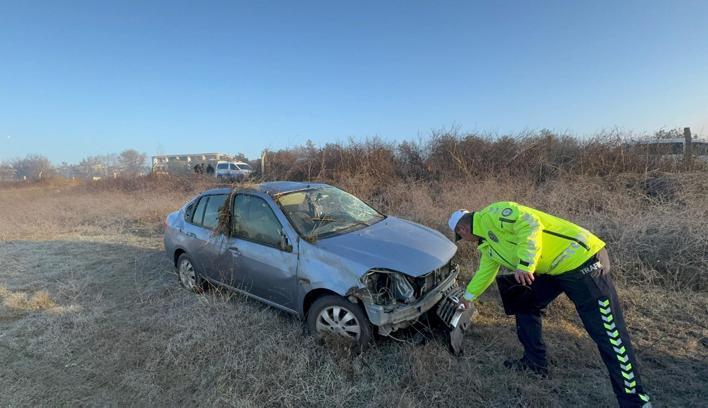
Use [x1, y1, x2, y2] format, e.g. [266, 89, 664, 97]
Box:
[151, 153, 242, 175]
[630, 137, 708, 160]
[56, 162, 122, 180]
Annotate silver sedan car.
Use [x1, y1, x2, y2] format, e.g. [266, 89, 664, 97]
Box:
[164, 182, 468, 347]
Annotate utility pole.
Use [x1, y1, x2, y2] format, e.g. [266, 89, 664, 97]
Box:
[261, 149, 268, 177]
[683, 127, 693, 170]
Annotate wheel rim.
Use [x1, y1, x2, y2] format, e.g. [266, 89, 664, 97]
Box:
[315, 305, 361, 340]
[179, 259, 196, 289]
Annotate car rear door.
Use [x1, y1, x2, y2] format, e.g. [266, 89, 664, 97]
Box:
[180, 195, 210, 270]
[225, 193, 298, 311]
[181, 193, 229, 280]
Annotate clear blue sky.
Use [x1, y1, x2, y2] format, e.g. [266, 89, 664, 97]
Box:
[1, 0, 707, 164]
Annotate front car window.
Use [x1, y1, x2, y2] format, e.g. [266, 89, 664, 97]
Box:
[276, 186, 384, 240]
[233, 195, 283, 247]
[236, 163, 252, 171]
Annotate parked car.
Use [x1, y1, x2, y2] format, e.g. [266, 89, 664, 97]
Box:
[163, 182, 469, 347]
[214, 161, 253, 181]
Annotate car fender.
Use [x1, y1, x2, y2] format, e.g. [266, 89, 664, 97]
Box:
[295, 239, 368, 316]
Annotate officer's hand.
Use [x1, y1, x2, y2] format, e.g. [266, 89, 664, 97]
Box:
[514, 269, 535, 286]
[457, 299, 473, 311]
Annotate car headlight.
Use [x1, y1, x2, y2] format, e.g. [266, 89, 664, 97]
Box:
[362, 269, 416, 305]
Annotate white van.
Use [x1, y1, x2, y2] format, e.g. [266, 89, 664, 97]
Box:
[215, 161, 253, 181]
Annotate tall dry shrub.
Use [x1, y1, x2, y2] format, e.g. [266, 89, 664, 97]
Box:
[258, 131, 706, 291]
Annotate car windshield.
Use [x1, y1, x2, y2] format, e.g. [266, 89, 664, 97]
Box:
[276, 186, 384, 239]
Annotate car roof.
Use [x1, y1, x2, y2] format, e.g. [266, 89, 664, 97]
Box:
[200, 187, 233, 195]
[198, 181, 330, 197]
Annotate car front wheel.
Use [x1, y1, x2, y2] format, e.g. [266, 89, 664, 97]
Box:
[306, 295, 372, 348]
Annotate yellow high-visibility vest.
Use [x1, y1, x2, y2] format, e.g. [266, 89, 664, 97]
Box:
[464, 201, 605, 301]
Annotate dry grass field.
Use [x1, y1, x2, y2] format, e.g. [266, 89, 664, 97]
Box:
[1, 168, 707, 406]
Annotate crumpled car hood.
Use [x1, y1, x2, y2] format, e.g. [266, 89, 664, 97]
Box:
[314, 216, 457, 277]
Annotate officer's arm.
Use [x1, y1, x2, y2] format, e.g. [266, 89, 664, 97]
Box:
[513, 209, 543, 273]
[463, 251, 501, 301]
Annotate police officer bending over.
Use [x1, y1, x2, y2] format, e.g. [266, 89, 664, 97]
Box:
[449, 202, 651, 408]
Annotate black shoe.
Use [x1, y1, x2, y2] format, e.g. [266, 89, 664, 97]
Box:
[503, 357, 549, 377]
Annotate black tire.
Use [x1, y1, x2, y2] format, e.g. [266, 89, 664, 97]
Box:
[176, 253, 207, 293]
[306, 295, 372, 348]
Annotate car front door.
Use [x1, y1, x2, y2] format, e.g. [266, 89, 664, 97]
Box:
[226, 193, 298, 311]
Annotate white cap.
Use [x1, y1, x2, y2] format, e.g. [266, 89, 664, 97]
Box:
[448, 209, 470, 233]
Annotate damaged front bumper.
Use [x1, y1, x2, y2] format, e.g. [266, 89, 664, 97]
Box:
[359, 265, 460, 336]
[435, 286, 478, 355]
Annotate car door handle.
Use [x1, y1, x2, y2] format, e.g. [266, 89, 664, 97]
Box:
[228, 246, 241, 256]
[186, 232, 197, 238]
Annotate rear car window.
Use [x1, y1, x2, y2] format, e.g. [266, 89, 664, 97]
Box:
[184, 200, 196, 222]
[192, 197, 209, 226]
[202, 194, 228, 230]
[217, 163, 228, 170]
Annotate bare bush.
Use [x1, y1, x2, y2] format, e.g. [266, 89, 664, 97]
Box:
[118, 149, 148, 176]
[255, 132, 707, 291]
[11, 154, 56, 181]
[260, 130, 699, 185]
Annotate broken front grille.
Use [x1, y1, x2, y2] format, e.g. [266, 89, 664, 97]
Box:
[413, 261, 454, 298]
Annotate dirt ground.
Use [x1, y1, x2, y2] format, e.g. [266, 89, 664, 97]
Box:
[0, 183, 706, 407]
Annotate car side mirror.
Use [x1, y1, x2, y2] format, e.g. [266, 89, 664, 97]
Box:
[279, 231, 293, 252]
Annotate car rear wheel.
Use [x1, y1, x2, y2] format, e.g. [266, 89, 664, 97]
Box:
[306, 295, 372, 348]
[177, 253, 206, 293]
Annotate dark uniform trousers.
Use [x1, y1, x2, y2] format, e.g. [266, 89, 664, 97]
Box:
[515, 249, 651, 407]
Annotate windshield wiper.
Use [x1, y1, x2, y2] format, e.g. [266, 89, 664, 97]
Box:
[306, 215, 339, 237]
